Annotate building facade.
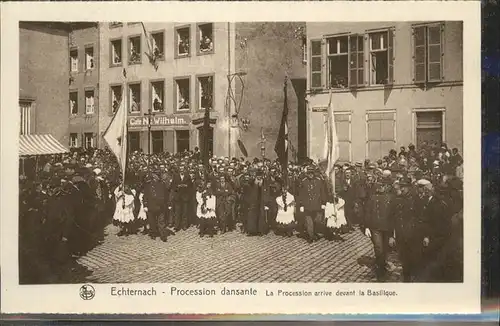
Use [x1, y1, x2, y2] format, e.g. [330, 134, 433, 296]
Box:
[68, 23, 100, 150]
[98, 22, 306, 159]
[306, 21, 464, 163]
[19, 22, 71, 144]
[98, 22, 236, 156]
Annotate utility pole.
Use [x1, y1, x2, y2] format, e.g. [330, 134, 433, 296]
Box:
[260, 127, 266, 159]
[144, 107, 156, 175]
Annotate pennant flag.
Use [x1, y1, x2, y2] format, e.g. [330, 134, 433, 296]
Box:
[323, 89, 340, 194]
[274, 77, 289, 184]
[202, 105, 211, 167]
[141, 22, 159, 71]
[103, 88, 128, 184]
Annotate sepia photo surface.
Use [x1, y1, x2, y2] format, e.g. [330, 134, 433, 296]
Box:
[1, 1, 481, 315]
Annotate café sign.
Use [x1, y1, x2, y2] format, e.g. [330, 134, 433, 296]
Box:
[128, 115, 191, 127]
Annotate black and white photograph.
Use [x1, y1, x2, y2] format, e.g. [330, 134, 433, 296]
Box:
[1, 0, 481, 316]
[16, 20, 465, 285]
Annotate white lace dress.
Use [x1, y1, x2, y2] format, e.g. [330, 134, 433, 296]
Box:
[324, 197, 347, 229]
[196, 191, 217, 219]
[136, 193, 148, 221]
[113, 187, 136, 224]
[276, 192, 295, 225]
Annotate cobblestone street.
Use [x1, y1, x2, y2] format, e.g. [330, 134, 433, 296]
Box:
[77, 224, 402, 283]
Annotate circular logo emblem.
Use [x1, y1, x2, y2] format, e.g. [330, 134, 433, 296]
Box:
[79, 284, 95, 300]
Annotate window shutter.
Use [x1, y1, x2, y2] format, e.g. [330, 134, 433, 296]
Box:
[427, 23, 443, 82]
[310, 40, 323, 89]
[413, 26, 427, 83]
[349, 35, 364, 88]
[387, 28, 395, 84]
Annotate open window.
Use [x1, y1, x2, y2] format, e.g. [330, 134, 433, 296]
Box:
[70, 133, 78, 148]
[151, 80, 165, 112]
[327, 34, 366, 89]
[70, 49, 78, 72]
[85, 46, 95, 70]
[175, 78, 190, 111]
[198, 76, 214, 110]
[128, 83, 141, 113]
[85, 90, 95, 114]
[151, 31, 165, 59]
[111, 39, 122, 65]
[129, 36, 141, 64]
[176, 26, 190, 57]
[110, 85, 122, 114]
[84, 133, 94, 149]
[69, 91, 78, 115]
[198, 23, 214, 54]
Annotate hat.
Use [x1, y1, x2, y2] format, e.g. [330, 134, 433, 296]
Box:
[377, 159, 383, 165]
[355, 162, 363, 167]
[93, 168, 102, 175]
[85, 163, 93, 168]
[417, 179, 431, 186]
[368, 163, 376, 169]
[408, 143, 415, 148]
[382, 170, 392, 177]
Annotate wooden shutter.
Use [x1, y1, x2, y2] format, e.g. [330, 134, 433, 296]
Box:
[387, 28, 395, 84]
[366, 112, 396, 160]
[413, 26, 427, 83]
[310, 40, 323, 89]
[334, 113, 351, 162]
[427, 23, 444, 82]
[349, 35, 364, 88]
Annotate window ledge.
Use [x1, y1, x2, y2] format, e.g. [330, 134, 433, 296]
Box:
[175, 53, 191, 59]
[110, 63, 123, 68]
[129, 61, 142, 66]
[197, 50, 215, 56]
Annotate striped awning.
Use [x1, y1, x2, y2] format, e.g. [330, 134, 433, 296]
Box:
[19, 134, 69, 156]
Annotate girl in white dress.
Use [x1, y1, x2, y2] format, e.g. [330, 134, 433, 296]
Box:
[113, 184, 136, 236]
[274, 187, 296, 237]
[197, 182, 217, 237]
[324, 195, 347, 242]
[135, 192, 148, 233]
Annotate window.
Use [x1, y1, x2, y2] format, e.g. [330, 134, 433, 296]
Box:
[69, 92, 78, 115]
[85, 90, 95, 114]
[70, 49, 78, 72]
[334, 113, 352, 163]
[176, 26, 190, 57]
[327, 34, 365, 88]
[70, 133, 78, 148]
[198, 76, 213, 110]
[128, 83, 141, 113]
[20, 101, 31, 135]
[413, 23, 444, 83]
[84, 133, 94, 149]
[310, 40, 322, 89]
[369, 30, 394, 85]
[176, 130, 190, 153]
[129, 36, 141, 64]
[151, 31, 165, 59]
[198, 23, 214, 54]
[151, 80, 164, 112]
[415, 111, 443, 149]
[111, 39, 122, 65]
[85, 46, 94, 70]
[302, 37, 307, 64]
[366, 111, 396, 161]
[110, 85, 122, 114]
[128, 132, 141, 153]
[175, 78, 190, 111]
[152, 131, 164, 154]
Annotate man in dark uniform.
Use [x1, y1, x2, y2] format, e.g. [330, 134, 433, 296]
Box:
[214, 175, 236, 233]
[390, 177, 422, 282]
[171, 164, 193, 231]
[363, 179, 394, 281]
[143, 172, 168, 241]
[297, 165, 328, 243]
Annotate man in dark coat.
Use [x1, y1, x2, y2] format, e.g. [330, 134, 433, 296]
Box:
[214, 175, 236, 233]
[338, 168, 364, 230]
[244, 170, 271, 236]
[296, 166, 328, 243]
[170, 164, 193, 231]
[389, 178, 422, 282]
[143, 173, 168, 241]
[363, 180, 394, 281]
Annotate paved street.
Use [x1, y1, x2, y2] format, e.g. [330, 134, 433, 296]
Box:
[77, 224, 402, 283]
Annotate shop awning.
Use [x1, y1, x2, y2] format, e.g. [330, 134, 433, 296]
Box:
[19, 134, 69, 156]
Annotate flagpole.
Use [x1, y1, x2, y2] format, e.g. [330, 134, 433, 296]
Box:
[283, 76, 288, 189]
[121, 77, 128, 209]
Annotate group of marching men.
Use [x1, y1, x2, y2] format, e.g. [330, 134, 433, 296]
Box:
[111, 142, 463, 282]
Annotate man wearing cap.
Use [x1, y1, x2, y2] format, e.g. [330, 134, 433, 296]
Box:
[389, 176, 421, 282]
[363, 179, 394, 281]
[170, 165, 194, 231]
[296, 165, 328, 243]
[143, 173, 168, 241]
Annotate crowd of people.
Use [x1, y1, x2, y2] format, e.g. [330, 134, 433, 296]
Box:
[19, 141, 464, 283]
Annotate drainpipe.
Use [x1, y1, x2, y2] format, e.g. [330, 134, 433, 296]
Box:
[227, 22, 231, 158]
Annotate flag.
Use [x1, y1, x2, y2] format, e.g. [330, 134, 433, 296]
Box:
[323, 89, 340, 194]
[202, 106, 210, 167]
[141, 22, 158, 70]
[274, 78, 289, 185]
[103, 88, 128, 184]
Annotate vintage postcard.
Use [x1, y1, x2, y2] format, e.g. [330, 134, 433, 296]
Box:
[1, 0, 481, 316]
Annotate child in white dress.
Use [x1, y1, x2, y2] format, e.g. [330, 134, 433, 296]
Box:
[113, 185, 136, 236]
[197, 182, 217, 237]
[135, 192, 148, 233]
[275, 187, 296, 237]
[324, 195, 347, 242]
